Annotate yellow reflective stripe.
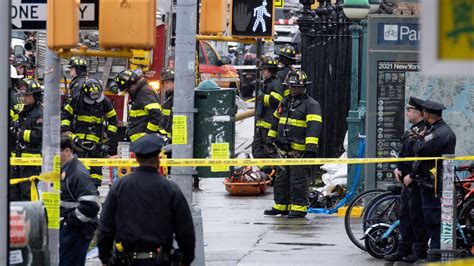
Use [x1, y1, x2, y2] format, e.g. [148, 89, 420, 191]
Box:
[20, 153, 41, 158]
[106, 109, 117, 118]
[107, 124, 118, 133]
[263, 94, 270, 107]
[90, 173, 102, 181]
[306, 114, 322, 122]
[144, 103, 162, 111]
[23, 130, 31, 143]
[256, 120, 271, 129]
[10, 110, 19, 121]
[273, 110, 279, 118]
[284, 89, 289, 97]
[158, 129, 168, 136]
[64, 104, 74, 115]
[291, 142, 306, 151]
[129, 109, 148, 117]
[305, 137, 319, 145]
[268, 130, 277, 138]
[273, 204, 289, 211]
[146, 122, 159, 132]
[75, 133, 100, 143]
[130, 133, 146, 142]
[77, 115, 103, 124]
[290, 204, 308, 212]
[279, 117, 307, 127]
[61, 119, 71, 126]
[270, 91, 283, 102]
[162, 109, 171, 116]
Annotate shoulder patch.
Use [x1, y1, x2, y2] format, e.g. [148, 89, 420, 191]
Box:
[424, 133, 434, 142]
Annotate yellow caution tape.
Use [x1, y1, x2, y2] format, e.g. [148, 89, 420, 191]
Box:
[9, 172, 60, 201]
[9, 156, 474, 167]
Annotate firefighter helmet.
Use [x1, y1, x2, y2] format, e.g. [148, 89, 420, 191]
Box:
[259, 56, 278, 70]
[21, 78, 43, 95]
[68, 57, 88, 68]
[160, 68, 175, 81]
[277, 44, 296, 60]
[13, 55, 30, 67]
[283, 69, 311, 86]
[112, 69, 141, 91]
[82, 79, 103, 101]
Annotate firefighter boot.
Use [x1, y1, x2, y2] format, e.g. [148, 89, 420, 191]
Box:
[263, 208, 289, 216]
[287, 211, 307, 218]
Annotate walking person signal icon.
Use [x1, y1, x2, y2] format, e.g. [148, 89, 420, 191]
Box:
[231, 0, 274, 38]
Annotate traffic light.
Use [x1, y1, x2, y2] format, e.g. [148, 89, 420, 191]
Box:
[231, 0, 275, 38]
[47, 0, 79, 49]
[200, 0, 227, 35]
[99, 0, 156, 49]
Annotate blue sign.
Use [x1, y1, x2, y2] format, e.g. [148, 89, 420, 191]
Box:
[377, 23, 421, 46]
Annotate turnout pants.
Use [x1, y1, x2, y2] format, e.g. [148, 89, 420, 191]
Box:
[273, 165, 310, 213]
[77, 149, 103, 188]
[252, 127, 275, 159]
[10, 166, 40, 201]
[397, 183, 429, 258]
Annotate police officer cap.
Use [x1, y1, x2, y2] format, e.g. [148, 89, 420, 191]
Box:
[130, 134, 166, 158]
[406, 96, 424, 111]
[422, 100, 446, 115]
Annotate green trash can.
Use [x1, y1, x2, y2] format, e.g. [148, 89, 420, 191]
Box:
[194, 80, 236, 178]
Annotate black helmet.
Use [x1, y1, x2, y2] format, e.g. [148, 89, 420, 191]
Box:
[277, 44, 296, 60]
[21, 78, 43, 95]
[82, 79, 103, 101]
[112, 69, 140, 91]
[68, 57, 88, 68]
[160, 68, 175, 82]
[283, 69, 311, 86]
[13, 55, 29, 67]
[259, 56, 278, 70]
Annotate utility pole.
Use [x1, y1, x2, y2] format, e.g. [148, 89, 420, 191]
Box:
[171, 0, 205, 265]
[1, 1, 11, 264]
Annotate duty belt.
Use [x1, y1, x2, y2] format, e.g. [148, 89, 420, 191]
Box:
[133, 251, 158, 260]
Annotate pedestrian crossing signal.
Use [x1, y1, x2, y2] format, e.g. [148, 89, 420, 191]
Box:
[230, 0, 275, 38]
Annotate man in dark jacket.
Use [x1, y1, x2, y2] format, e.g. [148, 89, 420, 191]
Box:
[160, 68, 175, 138]
[59, 134, 100, 266]
[113, 69, 168, 142]
[264, 70, 323, 218]
[98, 134, 195, 266]
[384, 97, 429, 263]
[10, 78, 43, 201]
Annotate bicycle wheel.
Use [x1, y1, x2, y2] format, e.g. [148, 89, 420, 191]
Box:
[344, 189, 387, 251]
[364, 193, 401, 229]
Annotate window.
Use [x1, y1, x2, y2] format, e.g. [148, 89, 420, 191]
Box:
[203, 42, 218, 66]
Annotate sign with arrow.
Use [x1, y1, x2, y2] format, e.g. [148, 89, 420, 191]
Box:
[11, 0, 99, 31]
[231, 0, 275, 38]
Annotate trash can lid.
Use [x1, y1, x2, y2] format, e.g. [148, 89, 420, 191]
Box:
[197, 80, 220, 90]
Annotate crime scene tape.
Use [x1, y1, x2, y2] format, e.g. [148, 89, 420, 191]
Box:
[9, 172, 60, 201]
[10, 156, 474, 167]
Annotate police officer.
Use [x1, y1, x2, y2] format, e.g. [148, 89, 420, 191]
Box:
[253, 56, 284, 160]
[61, 79, 118, 187]
[10, 78, 43, 201]
[113, 69, 168, 142]
[98, 134, 195, 266]
[384, 97, 429, 263]
[264, 70, 323, 218]
[66, 57, 89, 100]
[410, 100, 456, 253]
[59, 134, 100, 266]
[160, 68, 175, 137]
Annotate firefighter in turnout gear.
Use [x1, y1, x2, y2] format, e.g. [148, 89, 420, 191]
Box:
[276, 44, 296, 98]
[264, 70, 322, 218]
[60, 135, 100, 265]
[253, 56, 284, 160]
[10, 78, 43, 201]
[113, 69, 168, 142]
[10, 65, 24, 124]
[61, 79, 118, 187]
[66, 57, 89, 100]
[98, 134, 195, 266]
[160, 68, 175, 138]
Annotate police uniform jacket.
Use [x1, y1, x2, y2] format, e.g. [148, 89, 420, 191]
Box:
[69, 74, 88, 99]
[162, 92, 173, 137]
[267, 94, 322, 154]
[256, 76, 284, 130]
[397, 120, 427, 177]
[60, 156, 100, 239]
[62, 95, 118, 143]
[97, 166, 196, 264]
[127, 81, 168, 142]
[14, 103, 43, 157]
[413, 119, 456, 181]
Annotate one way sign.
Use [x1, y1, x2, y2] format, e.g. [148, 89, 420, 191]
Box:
[11, 0, 99, 31]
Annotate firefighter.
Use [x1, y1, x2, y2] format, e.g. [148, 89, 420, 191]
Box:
[59, 134, 100, 266]
[61, 78, 118, 188]
[384, 97, 429, 263]
[264, 70, 323, 218]
[160, 68, 175, 137]
[98, 134, 195, 266]
[113, 69, 168, 142]
[13, 55, 30, 77]
[410, 100, 456, 254]
[66, 56, 89, 100]
[253, 56, 284, 160]
[276, 44, 296, 96]
[10, 65, 24, 112]
[10, 78, 43, 201]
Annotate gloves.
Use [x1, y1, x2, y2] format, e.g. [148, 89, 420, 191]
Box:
[274, 138, 291, 151]
[303, 151, 317, 158]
